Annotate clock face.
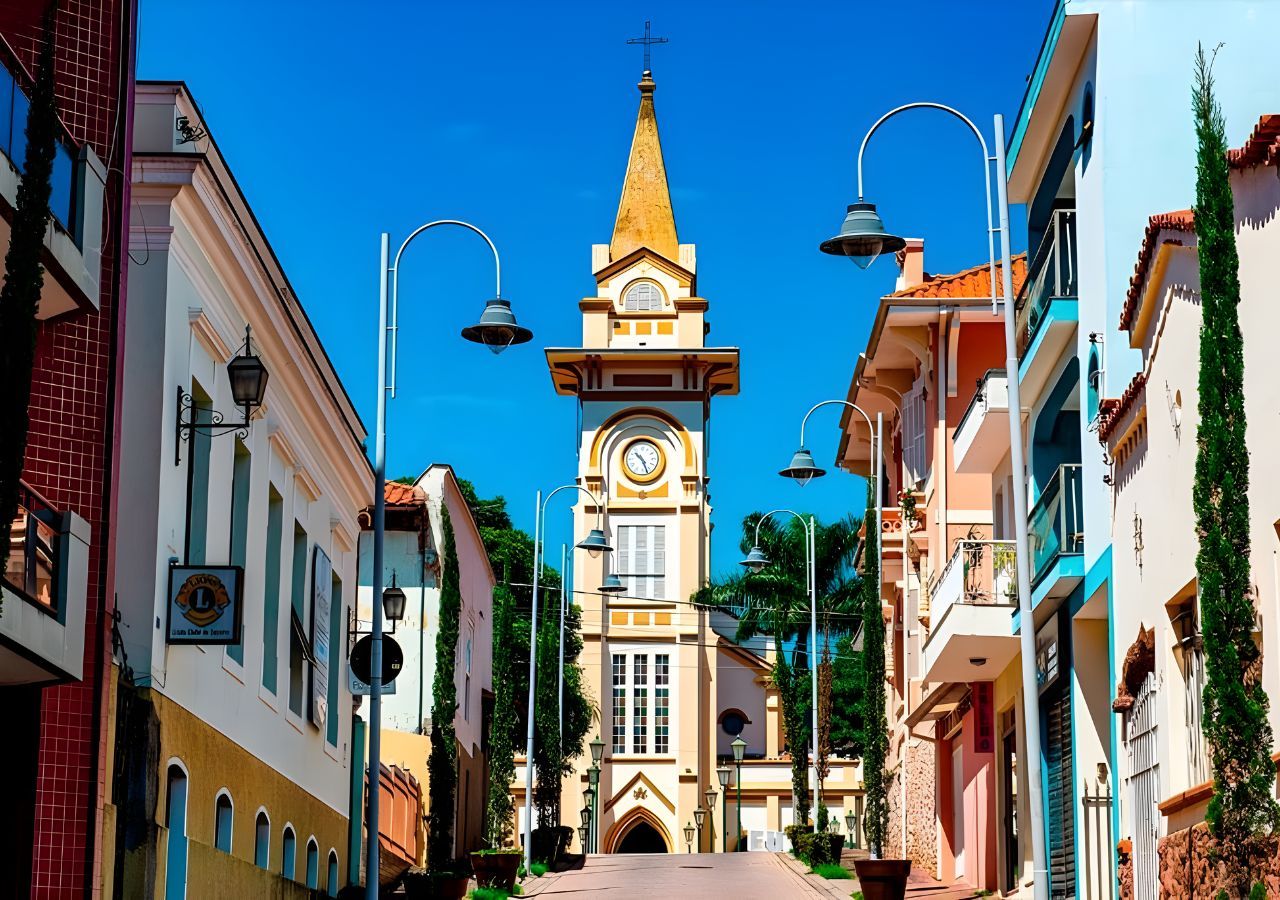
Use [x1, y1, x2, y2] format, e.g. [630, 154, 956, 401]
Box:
[624, 440, 662, 480]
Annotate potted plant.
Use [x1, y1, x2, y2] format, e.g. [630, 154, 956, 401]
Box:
[400, 863, 471, 900]
[853, 479, 912, 900]
[470, 847, 521, 891]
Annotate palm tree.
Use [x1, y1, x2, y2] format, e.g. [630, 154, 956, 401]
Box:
[692, 511, 862, 826]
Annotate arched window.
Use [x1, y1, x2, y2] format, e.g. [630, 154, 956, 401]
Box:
[326, 850, 339, 897]
[623, 281, 663, 311]
[164, 764, 189, 900]
[281, 826, 296, 880]
[254, 811, 270, 868]
[305, 838, 319, 889]
[214, 791, 233, 853]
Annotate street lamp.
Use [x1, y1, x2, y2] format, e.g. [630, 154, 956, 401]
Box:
[588, 762, 601, 853]
[740, 509, 822, 833]
[716, 766, 731, 853]
[684, 822, 695, 854]
[819, 202, 906, 269]
[732, 737, 746, 852]
[367, 219, 530, 900]
[819, 101, 1048, 898]
[380, 573, 407, 635]
[578, 825, 589, 852]
[174, 325, 270, 466]
[693, 805, 706, 853]
[522, 485, 613, 874]
[580, 806, 591, 828]
[827, 819, 841, 835]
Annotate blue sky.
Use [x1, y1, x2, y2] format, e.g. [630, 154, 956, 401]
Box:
[138, 1, 1047, 577]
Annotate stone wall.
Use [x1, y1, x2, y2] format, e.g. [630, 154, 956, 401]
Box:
[885, 727, 937, 877]
[1154, 822, 1280, 898]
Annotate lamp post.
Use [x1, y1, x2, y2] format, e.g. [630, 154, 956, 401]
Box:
[817, 102, 1048, 898]
[703, 786, 717, 853]
[367, 220, 531, 899]
[522, 487, 612, 874]
[684, 822, 695, 854]
[716, 766, 731, 853]
[732, 737, 746, 852]
[589, 736, 604, 853]
[740, 509, 821, 831]
[778, 400, 882, 833]
[693, 805, 706, 854]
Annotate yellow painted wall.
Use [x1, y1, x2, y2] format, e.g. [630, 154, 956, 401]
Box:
[149, 689, 348, 894]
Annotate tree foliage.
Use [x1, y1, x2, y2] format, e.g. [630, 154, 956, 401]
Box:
[426, 508, 461, 870]
[692, 510, 862, 827]
[0, 12, 57, 578]
[858, 480, 888, 858]
[1191, 46, 1279, 893]
[484, 583, 518, 846]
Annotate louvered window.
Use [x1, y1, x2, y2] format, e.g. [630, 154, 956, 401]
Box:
[624, 281, 662, 311]
[902, 382, 927, 486]
[617, 525, 666, 599]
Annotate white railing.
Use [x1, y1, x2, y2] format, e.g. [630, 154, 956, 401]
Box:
[928, 539, 1018, 632]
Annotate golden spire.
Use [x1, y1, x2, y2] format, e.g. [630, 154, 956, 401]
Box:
[610, 70, 679, 262]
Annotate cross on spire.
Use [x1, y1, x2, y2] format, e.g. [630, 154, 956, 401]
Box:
[626, 20, 668, 73]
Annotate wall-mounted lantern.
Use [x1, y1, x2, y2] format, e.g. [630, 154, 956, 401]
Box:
[175, 325, 269, 464]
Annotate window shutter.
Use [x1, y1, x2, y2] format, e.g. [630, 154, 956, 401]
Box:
[652, 526, 666, 599]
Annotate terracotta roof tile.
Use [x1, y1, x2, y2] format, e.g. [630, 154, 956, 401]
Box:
[384, 481, 426, 507]
[1119, 210, 1196, 333]
[1098, 371, 1148, 443]
[890, 254, 1026, 300]
[1228, 114, 1280, 170]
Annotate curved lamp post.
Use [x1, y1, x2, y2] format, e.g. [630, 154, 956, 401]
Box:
[522, 485, 613, 873]
[817, 103, 1047, 898]
[739, 508, 822, 832]
[777, 399, 883, 834]
[367, 220, 531, 898]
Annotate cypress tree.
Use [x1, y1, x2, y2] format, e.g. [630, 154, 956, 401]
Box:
[484, 581, 518, 846]
[859, 478, 888, 858]
[0, 11, 58, 577]
[427, 508, 462, 870]
[1191, 45, 1279, 895]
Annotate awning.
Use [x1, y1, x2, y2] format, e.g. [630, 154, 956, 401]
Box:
[905, 682, 970, 730]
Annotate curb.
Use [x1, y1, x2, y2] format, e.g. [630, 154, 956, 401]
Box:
[772, 851, 858, 899]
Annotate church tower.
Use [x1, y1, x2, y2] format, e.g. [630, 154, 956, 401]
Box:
[544, 68, 740, 853]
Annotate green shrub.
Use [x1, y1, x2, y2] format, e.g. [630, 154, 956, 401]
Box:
[811, 864, 852, 880]
[794, 832, 844, 867]
[784, 823, 809, 856]
[530, 862, 549, 878]
[471, 890, 512, 900]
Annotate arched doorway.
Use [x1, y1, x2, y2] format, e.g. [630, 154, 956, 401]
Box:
[606, 808, 672, 854]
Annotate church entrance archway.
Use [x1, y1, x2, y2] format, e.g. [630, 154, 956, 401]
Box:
[606, 808, 672, 854]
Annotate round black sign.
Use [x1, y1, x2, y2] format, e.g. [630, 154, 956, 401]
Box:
[350, 634, 404, 686]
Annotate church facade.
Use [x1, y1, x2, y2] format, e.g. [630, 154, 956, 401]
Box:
[528, 68, 864, 854]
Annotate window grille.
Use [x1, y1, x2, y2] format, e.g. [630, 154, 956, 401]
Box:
[1125, 671, 1160, 900]
[632, 654, 649, 754]
[612, 654, 627, 753]
[655, 655, 670, 753]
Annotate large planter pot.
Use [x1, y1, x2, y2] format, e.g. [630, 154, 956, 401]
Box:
[470, 851, 520, 891]
[852, 858, 911, 900]
[401, 870, 470, 900]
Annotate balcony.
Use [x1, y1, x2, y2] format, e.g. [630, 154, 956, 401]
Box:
[1029, 463, 1084, 595]
[1015, 210, 1078, 401]
[953, 369, 1009, 474]
[921, 540, 1019, 684]
[0, 481, 89, 684]
[0, 50, 106, 318]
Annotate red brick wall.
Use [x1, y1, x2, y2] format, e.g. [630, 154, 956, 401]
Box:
[1, 1, 135, 897]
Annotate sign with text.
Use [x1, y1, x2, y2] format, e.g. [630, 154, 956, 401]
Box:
[167, 565, 243, 645]
[349, 666, 397, 696]
[310, 547, 332, 729]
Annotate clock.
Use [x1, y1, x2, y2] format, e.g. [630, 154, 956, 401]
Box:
[622, 438, 665, 483]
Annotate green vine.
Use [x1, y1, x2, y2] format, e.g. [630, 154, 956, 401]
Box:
[427, 507, 461, 871]
[1192, 46, 1279, 895]
[484, 580, 518, 846]
[859, 479, 889, 857]
[0, 10, 58, 582]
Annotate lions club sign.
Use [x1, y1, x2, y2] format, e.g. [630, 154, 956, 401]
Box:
[167, 565, 243, 644]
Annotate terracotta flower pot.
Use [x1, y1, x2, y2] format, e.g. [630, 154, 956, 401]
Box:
[852, 858, 912, 900]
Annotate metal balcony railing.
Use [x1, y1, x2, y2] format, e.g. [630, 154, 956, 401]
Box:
[928, 539, 1018, 632]
[1015, 209, 1077, 358]
[1029, 463, 1084, 587]
[2, 480, 60, 612]
[955, 368, 1008, 438]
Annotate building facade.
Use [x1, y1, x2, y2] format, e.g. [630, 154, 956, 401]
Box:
[535, 67, 863, 856]
[107, 81, 370, 898]
[358, 466, 496, 872]
[0, 2, 137, 897]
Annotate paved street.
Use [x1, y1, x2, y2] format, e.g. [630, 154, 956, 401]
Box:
[521, 852, 850, 899]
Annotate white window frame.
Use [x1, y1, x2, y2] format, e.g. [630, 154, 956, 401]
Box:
[608, 645, 676, 757]
[623, 280, 664, 311]
[902, 379, 927, 486]
[616, 523, 667, 600]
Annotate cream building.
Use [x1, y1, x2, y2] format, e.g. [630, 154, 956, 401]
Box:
[529, 68, 862, 855]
